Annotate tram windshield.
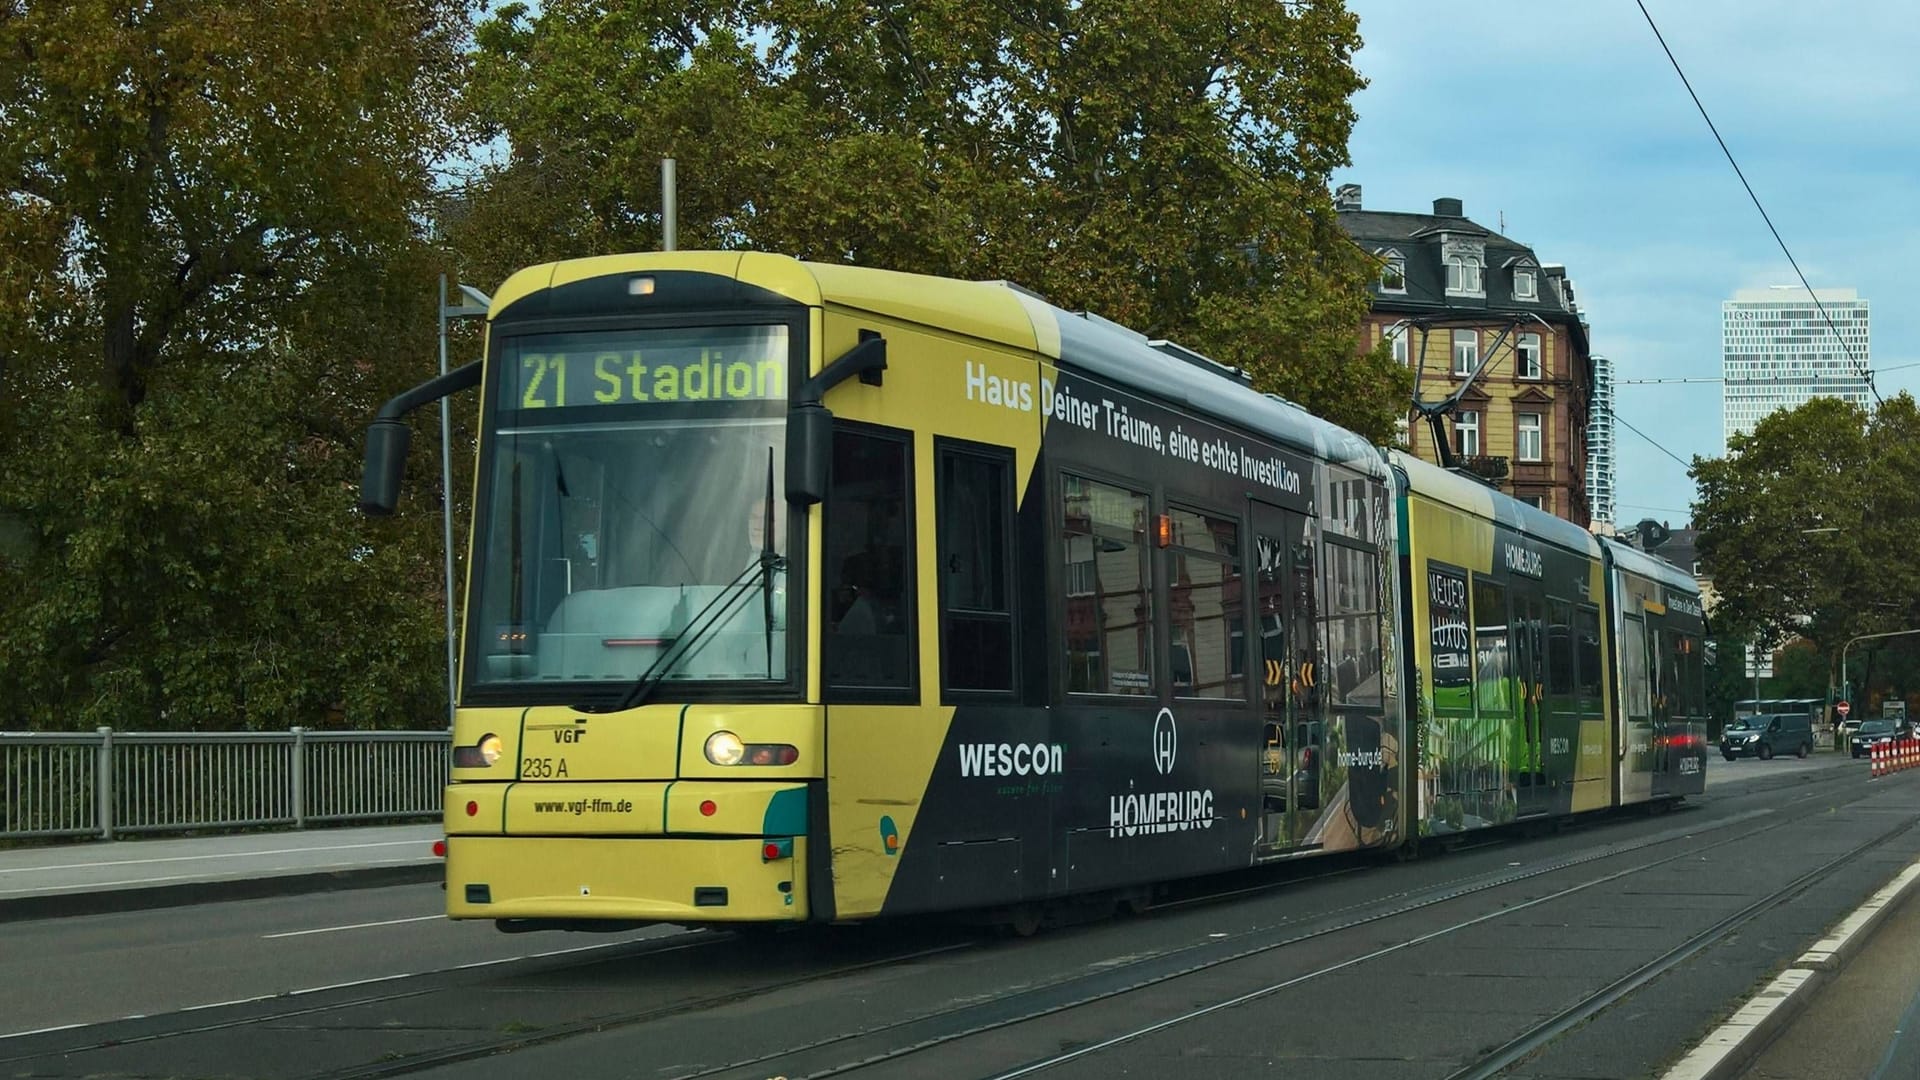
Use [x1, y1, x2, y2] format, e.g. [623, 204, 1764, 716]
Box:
[467, 324, 792, 691]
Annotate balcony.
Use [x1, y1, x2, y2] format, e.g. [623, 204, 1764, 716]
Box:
[1458, 455, 1509, 481]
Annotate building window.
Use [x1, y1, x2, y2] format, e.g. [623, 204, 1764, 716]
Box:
[1692, 560, 1702, 576]
[1514, 269, 1537, 300]
[1379, 251, 1406, 293]
[1519, 494, 1544, 510]
[1452, 330, 1478, 376]
[1455, 410, 1480, 457]
[1387, 324, 1408, 365]
[1446, 255, 1484, 297]
[1517, 412, 1543, 461]
[1517, 333, 1542, 380]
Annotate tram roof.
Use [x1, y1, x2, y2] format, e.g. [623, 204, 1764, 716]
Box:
[1390, 449, 1600, 557]
[490, 252, 1386, 475]
[1598, 534, 1702, 596]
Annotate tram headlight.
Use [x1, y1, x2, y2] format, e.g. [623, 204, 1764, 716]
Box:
[705, 731, 746, 766]
[454, 732, 505, 769]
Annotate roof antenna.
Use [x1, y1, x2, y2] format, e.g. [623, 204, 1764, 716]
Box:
[1499, 209, 1506, 234]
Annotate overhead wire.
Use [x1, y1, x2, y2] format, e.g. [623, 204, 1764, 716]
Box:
[1634, 0, 1880, 403]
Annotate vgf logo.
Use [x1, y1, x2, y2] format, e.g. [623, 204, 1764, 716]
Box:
[1152, 707, 1178, 775]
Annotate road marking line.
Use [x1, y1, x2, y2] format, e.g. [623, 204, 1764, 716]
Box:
[0, 930, 702, 1041]
[264, 914, 445, 939]
[1662, 854, 1920, 1080]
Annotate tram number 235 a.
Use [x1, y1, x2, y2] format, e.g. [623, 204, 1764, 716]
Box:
[521, 757, 570, 778]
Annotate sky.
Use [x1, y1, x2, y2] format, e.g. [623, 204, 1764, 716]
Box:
[1334, 1, 1920, 529]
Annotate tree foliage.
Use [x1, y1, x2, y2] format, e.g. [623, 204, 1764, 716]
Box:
[0, 0, 471, 730]
[1692, 393, 1920, 701]
[453, 0, 1410, 441]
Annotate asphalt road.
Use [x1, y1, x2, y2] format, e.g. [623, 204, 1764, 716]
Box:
[0, 883, 678, 1037]
[0, 749, 1895, 1080]
[1742, 852, 1920, 1080]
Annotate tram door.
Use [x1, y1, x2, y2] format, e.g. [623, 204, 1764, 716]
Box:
[1512, 593, 1549, 817]
[1253, 500, 1322, 855]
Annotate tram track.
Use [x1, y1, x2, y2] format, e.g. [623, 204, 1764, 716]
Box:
[662, 769, 1903, 1080]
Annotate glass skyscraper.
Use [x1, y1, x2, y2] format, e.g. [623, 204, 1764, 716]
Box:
[1722, 287, 1871, 448]
[1586, 353, 1615, 526]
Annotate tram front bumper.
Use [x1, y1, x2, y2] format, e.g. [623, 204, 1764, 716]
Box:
[446, 835, 809, 923]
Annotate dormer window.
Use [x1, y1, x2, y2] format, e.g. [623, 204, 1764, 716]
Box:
[1514, 268, 1537, 300]
[1378, 249, 1406, 293]
[1445, 255, 1483, 297]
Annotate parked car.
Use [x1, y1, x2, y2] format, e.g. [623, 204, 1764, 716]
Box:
[1721, 713, 1813, 761]
[1851, 719, 1902, 758]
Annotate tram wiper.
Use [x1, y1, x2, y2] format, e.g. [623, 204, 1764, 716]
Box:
[581, 457, 787, 714]
[572, 556, 772, 714]
[759, 450, 778, 678]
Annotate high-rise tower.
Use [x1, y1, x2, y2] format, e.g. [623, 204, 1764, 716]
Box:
[1722, 287, 1871, 447]
[1586, 353, 1615, 527]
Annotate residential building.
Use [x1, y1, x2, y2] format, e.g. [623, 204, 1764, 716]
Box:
[1337, 186, 1594, 525]
[1722, 287, 1872, 447]
[1586, 354, 1616, 527]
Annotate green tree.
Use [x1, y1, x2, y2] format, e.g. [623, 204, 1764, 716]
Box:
[1692, 393, 1920, 721]
[0, 0, 472, 730]
[452, 0, 1410, 441]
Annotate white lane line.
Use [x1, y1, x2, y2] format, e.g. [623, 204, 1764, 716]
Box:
[0, 839, 428, 875]
[264, 914, 445, 939]
[0, 929, 704, 1041]
[1661, 854, 1920, 1080]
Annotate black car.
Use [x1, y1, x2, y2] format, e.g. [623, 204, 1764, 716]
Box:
[1850, 719, 1901, 758]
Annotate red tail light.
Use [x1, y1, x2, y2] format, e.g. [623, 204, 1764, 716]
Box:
[431, 839, 447, 858]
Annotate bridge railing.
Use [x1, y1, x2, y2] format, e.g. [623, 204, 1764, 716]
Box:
[0, 728, 451, 841]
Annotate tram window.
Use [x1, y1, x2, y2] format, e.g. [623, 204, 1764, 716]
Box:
[1061, 474, 1153, 696]
[1322, 541, 1382, 706]
[1673, 633, 1702, 716]
[1169, 506, 1244, 700]
[1621, 618, 1650, 718]
[937, 446, 1014, 694]
[824, 428, 915, 694]
[1574, 606, 1602, 704]
[1547, 599, 1575, 702]
[1471, 578, 1511, 714]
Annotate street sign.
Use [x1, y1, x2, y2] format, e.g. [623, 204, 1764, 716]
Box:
[1837, 701, 1852, 718]
[1744, 643, 1774, 679]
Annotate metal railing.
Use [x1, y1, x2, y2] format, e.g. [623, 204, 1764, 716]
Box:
[0, 728, 450, 841]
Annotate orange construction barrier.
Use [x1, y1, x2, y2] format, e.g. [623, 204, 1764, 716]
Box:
[1871, 738, 1920, 777]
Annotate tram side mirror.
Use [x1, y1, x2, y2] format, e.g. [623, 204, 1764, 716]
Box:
[359, 419, 412, 516]
[786, 403, 832, 507]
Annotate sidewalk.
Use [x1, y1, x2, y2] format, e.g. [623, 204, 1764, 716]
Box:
[0, 823, 444, 922]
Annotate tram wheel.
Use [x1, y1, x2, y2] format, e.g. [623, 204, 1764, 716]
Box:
[1004, 904, 1044, 938]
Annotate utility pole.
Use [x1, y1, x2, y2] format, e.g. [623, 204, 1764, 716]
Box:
[437, 277, 492, 727]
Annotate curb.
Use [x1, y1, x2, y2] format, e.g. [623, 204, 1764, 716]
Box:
[1661, 856, 1920, 1080]
[0, 862, 445, 924]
